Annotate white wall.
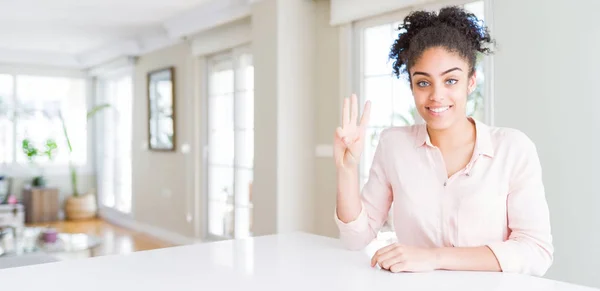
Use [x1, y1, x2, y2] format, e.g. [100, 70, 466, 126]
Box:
[251, 0, 317, 235]
[189, 17, 252, 56]
[492, 0, 600, 287]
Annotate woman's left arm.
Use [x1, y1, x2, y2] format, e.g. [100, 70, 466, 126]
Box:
[372, 243, 501, 273]
[484, 132, 554, 276]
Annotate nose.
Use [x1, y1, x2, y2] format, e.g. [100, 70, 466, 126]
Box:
[428, 88, 445, 101]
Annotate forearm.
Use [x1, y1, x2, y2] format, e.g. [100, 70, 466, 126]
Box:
[434, 246, 501, 272]
[336, 167, 362, 223]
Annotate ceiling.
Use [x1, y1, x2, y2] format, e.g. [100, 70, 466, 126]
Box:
[0, 0, 218, 68]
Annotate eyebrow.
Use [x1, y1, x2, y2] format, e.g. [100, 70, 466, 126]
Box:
[412, 67, 463, 77]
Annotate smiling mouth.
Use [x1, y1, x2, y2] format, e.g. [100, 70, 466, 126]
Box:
[426, 105, 453, 113]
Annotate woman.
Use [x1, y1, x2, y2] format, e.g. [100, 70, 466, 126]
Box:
[334, 6, 553, 276]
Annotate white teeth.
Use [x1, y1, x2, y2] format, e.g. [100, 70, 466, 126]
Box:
[429, 106, 450, 113]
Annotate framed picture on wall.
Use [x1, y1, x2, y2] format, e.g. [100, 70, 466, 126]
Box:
[147, 66, 176, 151]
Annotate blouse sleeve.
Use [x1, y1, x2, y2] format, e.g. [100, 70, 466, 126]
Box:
[486, 131, 554, 276]
[334, 130, 394, 250]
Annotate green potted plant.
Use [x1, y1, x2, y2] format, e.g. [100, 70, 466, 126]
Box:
[21, 138, 58, 187]
[60, 104, 111, 220]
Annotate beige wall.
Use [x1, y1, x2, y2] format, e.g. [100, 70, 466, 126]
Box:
[127, 0, 339, 239]
[132, 43, 197, 237]
[250, 0, 279, 236]
[313, 0, 341, 238]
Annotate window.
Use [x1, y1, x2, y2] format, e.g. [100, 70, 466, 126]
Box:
[96, 74, 133, 214]
[0, 75, 14, 165]
[0, 74, 87, 170]
[206, 47, 254, 240]
[356, 1, 489, 189]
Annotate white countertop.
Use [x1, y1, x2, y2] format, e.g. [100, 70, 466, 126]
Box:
[0, 232, 596, 290]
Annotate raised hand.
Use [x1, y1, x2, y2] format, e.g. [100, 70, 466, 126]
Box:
[334, 94, 371, 170]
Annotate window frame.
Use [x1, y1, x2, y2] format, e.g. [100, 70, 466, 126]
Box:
[0, 69, 94, 177]
[203, 44, 254, 241]
[94, 69, 134, 216]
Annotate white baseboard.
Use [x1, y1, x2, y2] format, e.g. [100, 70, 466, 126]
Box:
[98, 207, 201, 246]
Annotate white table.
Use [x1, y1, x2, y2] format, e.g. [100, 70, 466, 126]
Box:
[0, 232, 596, 290]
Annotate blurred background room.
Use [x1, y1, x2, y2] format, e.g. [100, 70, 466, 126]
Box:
[0, 0, 599, 288]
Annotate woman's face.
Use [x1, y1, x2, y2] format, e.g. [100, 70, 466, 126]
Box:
[409, 47, 476, 131]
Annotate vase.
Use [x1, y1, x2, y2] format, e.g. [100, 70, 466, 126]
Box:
[65, 193, 97, 220]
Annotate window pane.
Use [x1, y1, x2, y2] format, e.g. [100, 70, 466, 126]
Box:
[15, 108, 64, 164]
[236, 53, 253, 91]
[364, 24, 394, 76]
[235, 91, 253, 130]
[0, 74, 13, 164]
[98, 75, 133, 214]
[0, 74, 13, 98]
[465, 1, 485, 21]
[209, 129, 234, 166]
[208, 166, 234, 238]
[208, 200, 234, 238]
[17, 75, 76, 100]
[235, 169, 253, 207]
[361, 127, 384, 178]
[235, 130, 253, 169]
[210, 69, 234, 96]
[464, 1, 486, 122]
[234, 204, 252, 238]
[364, 76, 393, 127]
[467, 66, 485, 121]
[208, 166, 234, 201]
[209, 95, 234, 130]
[208, 50, 255, 240]
[115, 76, 133, 214]
[245, 67, 254, 91]
[234, 168, 252, 238]
[15, 75, 87, 165]
[392, 78, 417, 126]
[0, 117, 12, 164]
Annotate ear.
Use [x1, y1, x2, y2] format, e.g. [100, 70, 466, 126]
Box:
[468, 71, 477, 93]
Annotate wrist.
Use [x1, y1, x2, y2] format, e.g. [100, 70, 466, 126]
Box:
[336, 166, 358, 177]
[431, 247, 445, 270]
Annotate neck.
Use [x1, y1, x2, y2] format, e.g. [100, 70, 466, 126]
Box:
[427, 117, 476, 149]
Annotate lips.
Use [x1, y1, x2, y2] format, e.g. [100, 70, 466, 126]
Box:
[426, 105, 453, 113]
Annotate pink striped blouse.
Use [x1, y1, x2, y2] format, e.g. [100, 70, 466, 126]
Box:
[335, 118, 554, 276]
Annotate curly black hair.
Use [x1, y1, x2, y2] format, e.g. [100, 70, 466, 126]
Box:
[389, 6, 495, 80]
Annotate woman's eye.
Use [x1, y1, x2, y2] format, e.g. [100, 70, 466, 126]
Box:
[417, 81, 429, 87]
[446, 79, 458, 85]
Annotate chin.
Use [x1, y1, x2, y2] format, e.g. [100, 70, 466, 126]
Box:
[425, 119, 454, 131]
[419, 108, 455, 130]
